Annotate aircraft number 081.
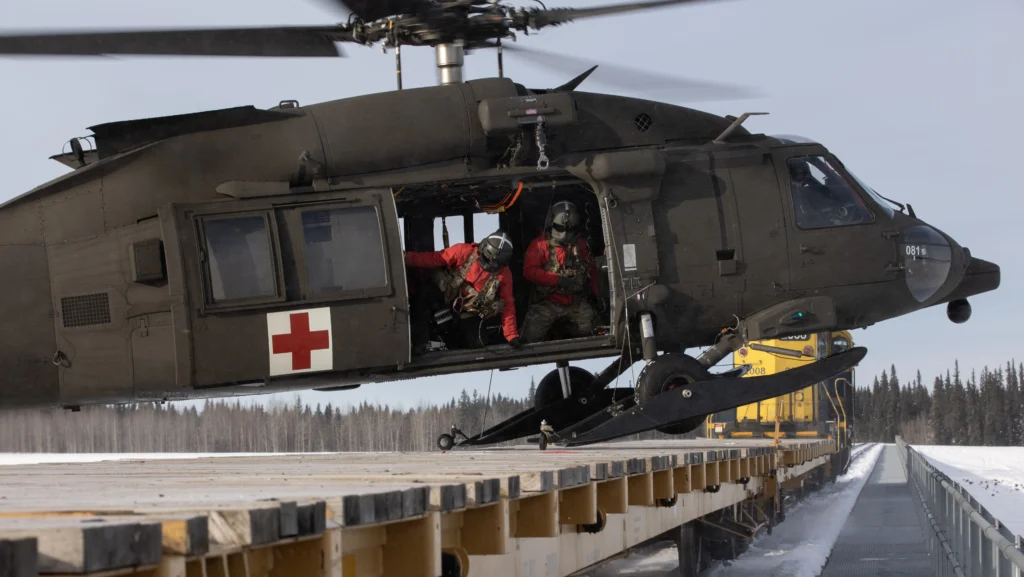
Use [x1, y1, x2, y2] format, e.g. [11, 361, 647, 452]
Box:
[905, 244, 929, 258]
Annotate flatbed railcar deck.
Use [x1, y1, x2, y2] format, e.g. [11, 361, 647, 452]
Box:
[0, 438, 840, 577]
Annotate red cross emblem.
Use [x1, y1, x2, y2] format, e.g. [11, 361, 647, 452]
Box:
[267, 308, 332, 376]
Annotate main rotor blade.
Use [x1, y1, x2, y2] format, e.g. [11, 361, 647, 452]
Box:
[527, 0, 729, 29]
[501, 43, 757, 101]
[324, 0, 429, 21]
[0, 26, 350, 57]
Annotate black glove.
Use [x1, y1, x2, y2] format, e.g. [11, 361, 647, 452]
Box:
[590, 294, 607, 313]
[509, 337, 523, 349]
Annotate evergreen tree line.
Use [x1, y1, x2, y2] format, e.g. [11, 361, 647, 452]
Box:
[0, 378, 697, 453]
[853, 360, 1024, 446]
[2, 358, 1016, 453]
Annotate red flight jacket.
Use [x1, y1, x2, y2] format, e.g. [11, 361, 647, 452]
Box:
[404, 243, 519, 342]
[523, 234, 599, 306]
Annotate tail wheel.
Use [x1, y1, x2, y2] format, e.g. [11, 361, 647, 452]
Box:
[636, 354, 711, 435]
[437, 434, 455, 451]
[534, 366, 595, 410]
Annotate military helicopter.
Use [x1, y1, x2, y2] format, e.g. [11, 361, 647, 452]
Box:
[0, 0, 999, 450]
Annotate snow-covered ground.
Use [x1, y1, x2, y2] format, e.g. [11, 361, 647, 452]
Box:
[915, 445, 1024, 538]
[0, 452, 307, 466]
[591, 443, 883, 577]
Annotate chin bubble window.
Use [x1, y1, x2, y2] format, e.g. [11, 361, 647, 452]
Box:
[788, 156, 874, 230]
[902, 225, 952, 303]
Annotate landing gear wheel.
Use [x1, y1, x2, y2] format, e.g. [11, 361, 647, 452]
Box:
[437, 434, 455, 451]
[538, 433, 549, 451]
[535, 366, 596, 409]
[635, 354, 711, 435]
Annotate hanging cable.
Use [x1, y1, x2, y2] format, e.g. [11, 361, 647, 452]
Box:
[442, 216, 450, 248]
[482, 181, 524, 214]
[481, 369, 495, 432]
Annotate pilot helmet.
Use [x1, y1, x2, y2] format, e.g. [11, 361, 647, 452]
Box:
[477, 231, 514, 272]
[546, 200, 581, 246]
[790, 160, 812, 184]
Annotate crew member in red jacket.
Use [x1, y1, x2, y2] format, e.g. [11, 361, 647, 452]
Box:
[405, 231, 522, 349]
[522, 201, 601, 343]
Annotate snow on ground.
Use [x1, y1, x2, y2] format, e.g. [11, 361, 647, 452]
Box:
[0, 452, 310, 466]
[589, 540, 680, 576]
[915, 445, 1024, 538]
[591, 443, 882, 577]
[705, 443, 882, 577]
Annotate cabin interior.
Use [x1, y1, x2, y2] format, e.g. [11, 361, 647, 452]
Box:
[393, 175, 614, 356]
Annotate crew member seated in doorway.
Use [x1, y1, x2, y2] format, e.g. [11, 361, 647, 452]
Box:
[522, 201, 602, 343]
[405, 231, 522, 350]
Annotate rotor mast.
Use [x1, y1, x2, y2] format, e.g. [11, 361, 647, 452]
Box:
[435, 41, 465, 85]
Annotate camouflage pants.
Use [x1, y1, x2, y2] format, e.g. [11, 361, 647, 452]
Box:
[522, 298, 596, 343]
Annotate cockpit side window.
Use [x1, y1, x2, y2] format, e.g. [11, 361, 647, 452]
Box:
[787, 156, 874, 230]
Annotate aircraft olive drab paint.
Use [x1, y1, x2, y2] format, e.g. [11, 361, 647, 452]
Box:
[0, 0, 1001, 449]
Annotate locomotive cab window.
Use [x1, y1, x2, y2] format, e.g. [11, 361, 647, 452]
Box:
[788, 156, 873, 230]
[300, 205, 388, 294]
[832, 336, 850, 353]
[201, 214, 279, 303]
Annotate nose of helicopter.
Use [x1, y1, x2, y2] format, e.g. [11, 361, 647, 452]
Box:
[946, 251, 1001, 302]
[898, 223, 999, 323]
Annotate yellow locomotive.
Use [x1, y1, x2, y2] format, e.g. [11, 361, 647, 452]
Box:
[706, 331, 855, 466]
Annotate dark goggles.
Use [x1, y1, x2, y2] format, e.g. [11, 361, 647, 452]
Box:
[551, 223, 576, 233]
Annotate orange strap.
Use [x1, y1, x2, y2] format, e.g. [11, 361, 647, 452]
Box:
[482, 181, 524, 214]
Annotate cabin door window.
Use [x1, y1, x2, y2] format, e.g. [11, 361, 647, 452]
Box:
[300, 206, 388, 294]
[200, 213, 282, 305]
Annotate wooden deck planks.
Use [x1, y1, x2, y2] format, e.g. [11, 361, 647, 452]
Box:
[0, 517, 161, 574]
[0, 438, 835, 577]
[0, 538, 37, 577]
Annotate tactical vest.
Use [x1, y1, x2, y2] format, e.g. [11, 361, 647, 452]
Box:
[432, 252, 504, 319]
[531, 238, 590, 303]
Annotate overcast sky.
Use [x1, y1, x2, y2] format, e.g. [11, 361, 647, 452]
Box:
[0, 0, 1019, 412]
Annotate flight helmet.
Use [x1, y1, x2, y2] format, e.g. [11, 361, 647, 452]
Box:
[477, 231, 514, 272]
[546, 200, 581, 246]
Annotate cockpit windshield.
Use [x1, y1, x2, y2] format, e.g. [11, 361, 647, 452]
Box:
[787, 156, 874, 229]
[844, 168, 896, 218]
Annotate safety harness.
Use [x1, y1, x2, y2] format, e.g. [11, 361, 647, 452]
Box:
[531, 237, 590, 304]
[433, 252, 504, 319]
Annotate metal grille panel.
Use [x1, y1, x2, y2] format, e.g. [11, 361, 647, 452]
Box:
[60, 293, 111, 328]
[634, 113, 652, 132]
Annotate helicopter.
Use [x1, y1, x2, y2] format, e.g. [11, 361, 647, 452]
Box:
[0, 0, 999, 449]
